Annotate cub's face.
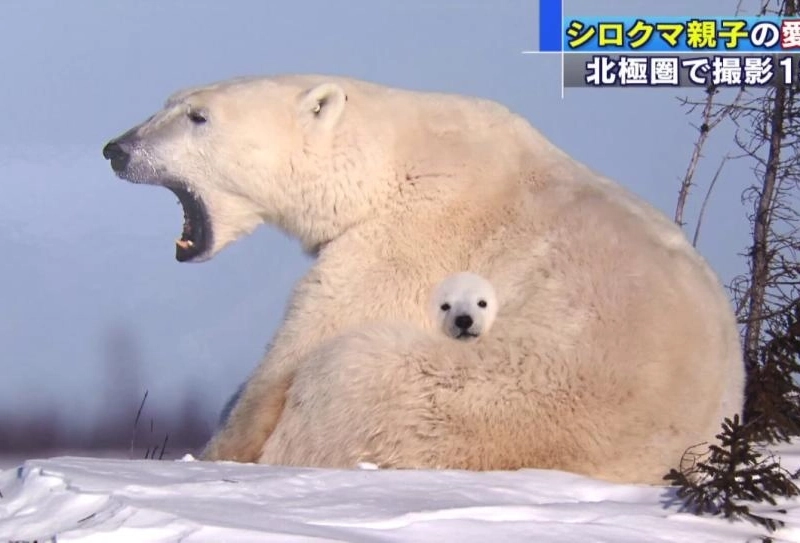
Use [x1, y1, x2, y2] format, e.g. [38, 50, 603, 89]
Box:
[101, 78, 357, 262]
[430, 272, 499, 341]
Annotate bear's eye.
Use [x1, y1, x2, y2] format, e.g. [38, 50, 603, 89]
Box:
[187, 109, 207, 125]
[478, 300, 487, 308]
[440, 303, 451, 312]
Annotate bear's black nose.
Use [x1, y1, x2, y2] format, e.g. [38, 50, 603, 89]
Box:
[102, 141, 130, 172]
[455, 315, 473, 330]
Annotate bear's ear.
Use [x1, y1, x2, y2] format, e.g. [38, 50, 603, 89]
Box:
[298, 83, 347, 130]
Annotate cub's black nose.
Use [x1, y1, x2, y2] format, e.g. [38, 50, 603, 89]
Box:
[102, 141, 130, 172]
[455, 315, 473, 330]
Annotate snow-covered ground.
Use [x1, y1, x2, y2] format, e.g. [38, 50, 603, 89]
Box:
[2, 444, 800, 542]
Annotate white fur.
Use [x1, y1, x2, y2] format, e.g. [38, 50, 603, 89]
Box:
[103, 74, 745, 484]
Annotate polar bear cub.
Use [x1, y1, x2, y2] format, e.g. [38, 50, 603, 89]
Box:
[430, 272, 498, 341]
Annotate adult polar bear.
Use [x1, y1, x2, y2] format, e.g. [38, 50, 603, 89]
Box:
[102, 74, 744, 484]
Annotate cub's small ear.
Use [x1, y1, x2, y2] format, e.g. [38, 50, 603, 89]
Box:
[298, 83, 347, 130]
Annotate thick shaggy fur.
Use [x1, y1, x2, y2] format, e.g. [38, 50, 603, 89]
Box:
[103, 74, 744, 484]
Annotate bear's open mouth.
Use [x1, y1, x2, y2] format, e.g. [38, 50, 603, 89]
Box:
[166, 184, 210, 262]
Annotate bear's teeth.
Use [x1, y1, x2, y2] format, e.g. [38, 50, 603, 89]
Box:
[176, 239, 194, 249]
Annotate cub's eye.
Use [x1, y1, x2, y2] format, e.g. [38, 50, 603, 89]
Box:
[478, 300, 487, 308]
[440, 303, 451, 312]
[187, 109, 207, 124]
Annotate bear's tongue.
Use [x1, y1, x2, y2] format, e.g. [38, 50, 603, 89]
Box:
[166, 184, 207, 262]
[176, 209, 194, 251]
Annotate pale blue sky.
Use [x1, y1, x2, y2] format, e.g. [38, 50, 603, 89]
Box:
[0, 0, 752, 430]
